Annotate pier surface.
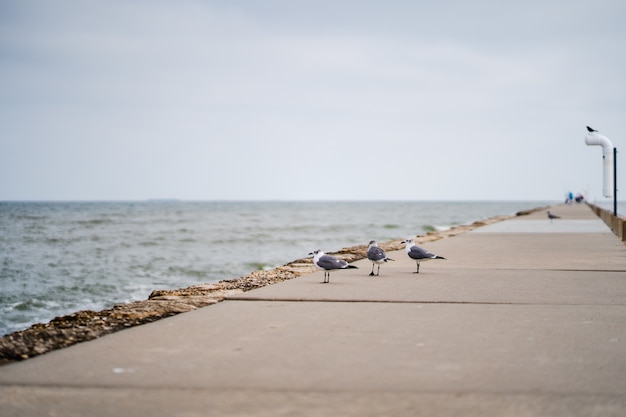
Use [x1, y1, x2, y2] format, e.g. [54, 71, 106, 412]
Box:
[1, 203, 625, 416]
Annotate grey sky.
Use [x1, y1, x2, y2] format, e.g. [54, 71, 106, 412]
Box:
[1, 0, 624, 201]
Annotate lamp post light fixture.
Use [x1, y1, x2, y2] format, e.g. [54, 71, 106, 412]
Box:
[585, 126, 617, 216]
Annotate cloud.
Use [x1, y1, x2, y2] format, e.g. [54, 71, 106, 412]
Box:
[1, 0, 625, 200]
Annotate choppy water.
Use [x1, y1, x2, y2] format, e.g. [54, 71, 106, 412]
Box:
[0, 200, 553, 336]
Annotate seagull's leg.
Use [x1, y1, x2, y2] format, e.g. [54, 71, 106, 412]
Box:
[369, 263, 376, 276]
[415, 261, 420, 273]
[376, 264, 380, 276]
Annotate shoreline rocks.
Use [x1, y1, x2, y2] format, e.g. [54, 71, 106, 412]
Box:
[0, 208, 540, 366]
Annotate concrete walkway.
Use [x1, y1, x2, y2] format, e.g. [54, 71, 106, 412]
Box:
[1, 203, 625, 416]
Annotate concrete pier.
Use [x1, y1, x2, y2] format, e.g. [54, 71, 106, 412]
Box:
[1, 203, 625, 416]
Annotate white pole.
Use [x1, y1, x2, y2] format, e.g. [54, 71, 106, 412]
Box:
[585, 132, 614, 198]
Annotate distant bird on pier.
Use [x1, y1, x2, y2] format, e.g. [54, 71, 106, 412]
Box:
[401, 239, 446, 273]
[547, 211, 561, 221]
[309, 249, 358, 283]
[366, 240, 394, 276]
[586, 126, 598, 132]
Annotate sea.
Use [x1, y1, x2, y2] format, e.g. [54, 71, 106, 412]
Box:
[0, 199, 569, 336]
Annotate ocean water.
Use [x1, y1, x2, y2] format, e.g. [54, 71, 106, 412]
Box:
[594, 200, 626, 215]
[0, 200, 553, 336]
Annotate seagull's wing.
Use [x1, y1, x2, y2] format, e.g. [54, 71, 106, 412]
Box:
[408, 245, 436, 260]
[317, 254, 348, 270]
[367, 246, 386, 261]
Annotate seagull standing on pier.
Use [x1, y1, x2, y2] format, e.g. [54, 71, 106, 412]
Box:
[547, 211, 561, 221]
[401, 239, 446, 273]
[367, 240, 394, 276]
[309, 250, 358, 283]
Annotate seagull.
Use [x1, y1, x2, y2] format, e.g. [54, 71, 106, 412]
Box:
[547, 210, 561, 221]
[401, 239, 446, 273]
[586, 126, 598, 132]
[308, 249, 358, 283]
[367, 240, 394, 276]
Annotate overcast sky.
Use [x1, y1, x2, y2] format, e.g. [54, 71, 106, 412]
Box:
[1, 0, 625, 201]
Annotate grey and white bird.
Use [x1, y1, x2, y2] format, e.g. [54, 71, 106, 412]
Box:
[401, 239, 446, 273]
[547, 210, 561, 221]
[308, 249, 358, 283]
[367, 240, 394, 276]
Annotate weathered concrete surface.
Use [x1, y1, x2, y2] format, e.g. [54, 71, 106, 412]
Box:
[0, 203, 625, 416]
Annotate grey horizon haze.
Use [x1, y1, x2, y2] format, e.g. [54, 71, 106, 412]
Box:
[1, 0, 625, 202]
